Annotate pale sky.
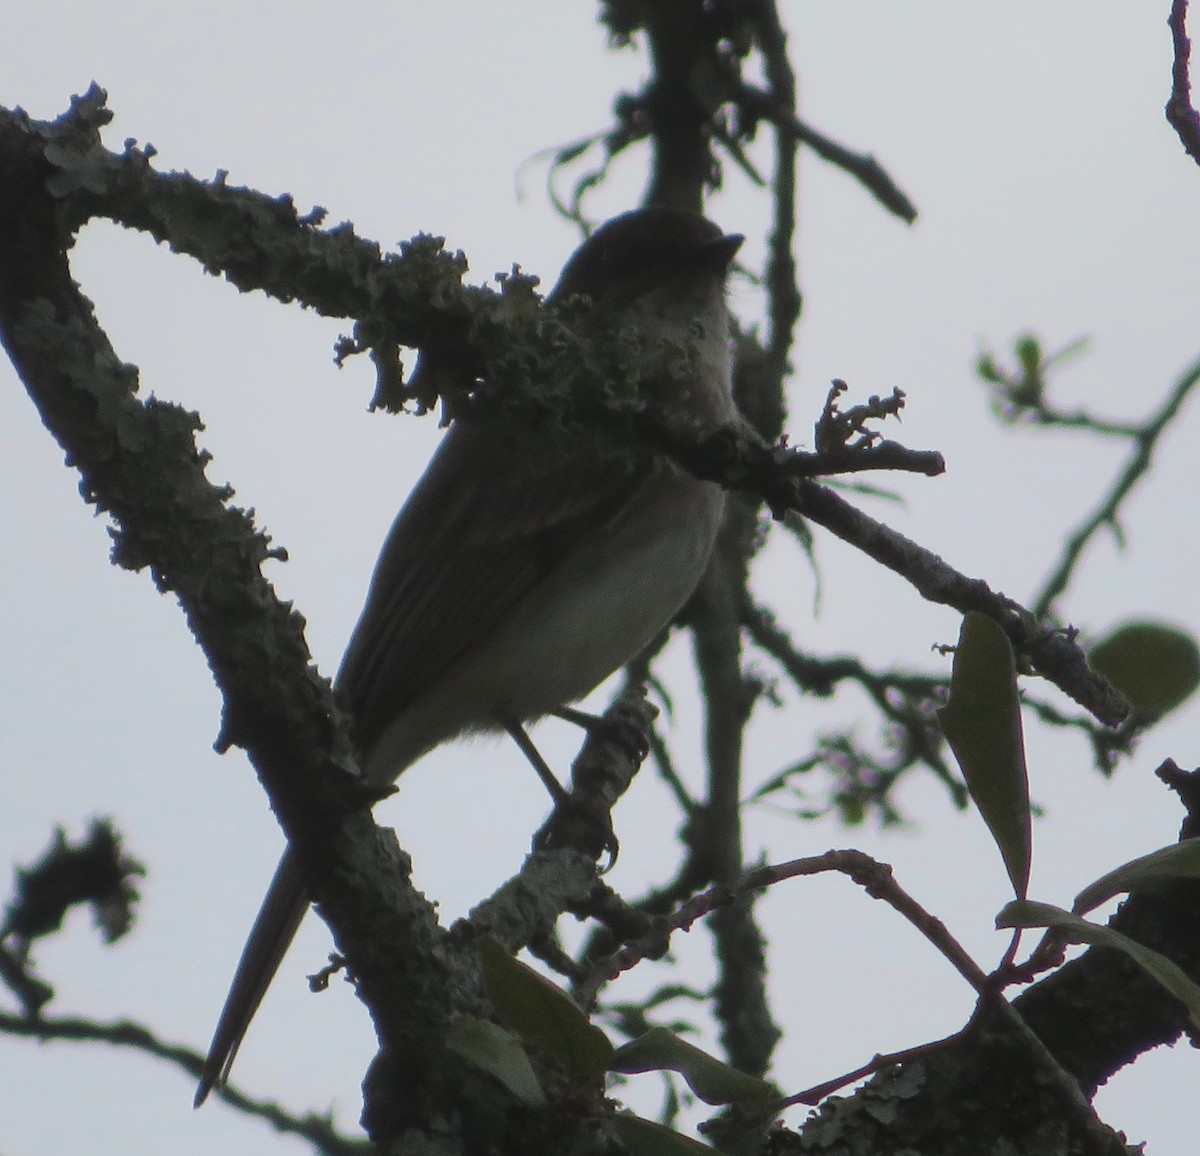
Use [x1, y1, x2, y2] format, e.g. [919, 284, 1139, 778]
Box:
[3, 5, 1200, 1153]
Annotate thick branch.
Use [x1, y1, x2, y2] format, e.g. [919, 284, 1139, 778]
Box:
[0, 92, 500, 1147]
[3, 89, 1148, 1154]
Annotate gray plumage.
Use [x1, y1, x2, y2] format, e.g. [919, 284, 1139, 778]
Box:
[195, 207, 741, 1105]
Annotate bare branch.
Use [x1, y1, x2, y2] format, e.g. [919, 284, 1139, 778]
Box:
[0, 1009, 368, 1156]
[1033, 352, 1200, 617]
[1167, 0, 1200, 165]
[730, 80, 918, 224]
[577, 849, 988, 1009]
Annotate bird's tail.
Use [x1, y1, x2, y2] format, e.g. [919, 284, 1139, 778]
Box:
[194, 849, 309, 1106]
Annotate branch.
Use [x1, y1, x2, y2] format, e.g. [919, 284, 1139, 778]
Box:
[465, 692, 656, 952]
[787, 484, 1129, 726]
[730, 79, 918, 224]
[1167, 0, 1200, 166]
[1032, 352, 1200, 617]
[10, 89, 1128, 779]
[2, 90, 1129, 786]
[577, 849, 988, 1007]
[0, 1010, 368, 1156]
[742, 598, 966, 812]
[0, 92, 526, 1146]
[770, 992, 1127, 1154]
[574, 834, 1147, 1151]
[0, 96, 364, 839]
[1012, 759, 1200, 1097]
[755, 0, 802, 400]
[688, 510, 782, 1077]
[1020, 693, 1139, 776]
[4, 91, 1147, 1152]
[768, 763, 1200, 1151]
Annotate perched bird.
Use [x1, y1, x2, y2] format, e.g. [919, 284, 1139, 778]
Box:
[195, 206, 742, 1105]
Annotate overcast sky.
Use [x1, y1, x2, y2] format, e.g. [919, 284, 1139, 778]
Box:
[4, 5, 1200, 1153]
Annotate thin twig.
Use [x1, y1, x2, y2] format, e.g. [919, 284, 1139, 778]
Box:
[0, 1010, 368, 1156]
[778, 1025, 972, 1108]
[731, 80, 917, 223]
[1032, 353, 1200, 618]
[791, 484, 1130, 727]
[1167, 0, 1200, 165]
[577, 849, 989, 1007]
[741, 597, 965, 810]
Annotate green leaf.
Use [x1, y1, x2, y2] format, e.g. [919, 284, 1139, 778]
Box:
[997, 899, 1200, 1028]
[936, 613, 1032, 898]
[1014, 333, 1043, 376]
[1073, 838, 1200, 915]
[477, 936, 613, 1080]
[446, 1017, 546, 1105]
[611, 1115, 715, 1155]
[608, 1027, 774, 1107]
[1088, 620, 1200, 715]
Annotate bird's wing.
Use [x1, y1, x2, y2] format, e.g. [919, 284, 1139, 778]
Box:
[336, 419, 647, 754]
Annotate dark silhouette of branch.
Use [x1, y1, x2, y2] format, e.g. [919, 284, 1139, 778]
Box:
[755, 1, 802, 400]
[2, 55, 1164, 1150]
[789, 484, 1129, 727]
[0, 1009, 368, 1156]
[1032, 353, 1200, 618]
[578, 849, 990, 1007]
[742, 598, 964, 815]
[731, 80, 918, 224]
[1167, 0, 1200, 165]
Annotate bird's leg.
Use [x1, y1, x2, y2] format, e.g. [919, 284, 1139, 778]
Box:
[500, 716, 570, 805]
[501, 713, 615, 862]
[552, 705, 651, 763]
[552, 705, 604, 729]
[507, 702, 654, 864]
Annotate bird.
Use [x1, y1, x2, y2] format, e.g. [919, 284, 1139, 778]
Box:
[194, 205, 742, 1105]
